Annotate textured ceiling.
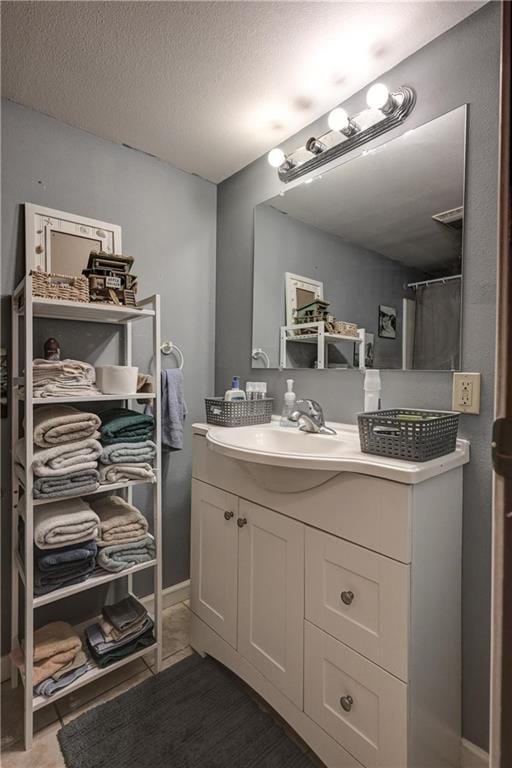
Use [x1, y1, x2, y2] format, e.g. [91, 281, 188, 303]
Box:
[265, 106, 466, 274]
[1, 1, 484, 183]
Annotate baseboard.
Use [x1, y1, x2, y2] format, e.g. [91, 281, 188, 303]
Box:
[0, 579, 191, 683]
[461, 739, 490, 768]
[142, 578, 191, 611]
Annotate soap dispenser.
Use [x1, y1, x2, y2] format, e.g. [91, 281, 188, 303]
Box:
[363, 369, 381, 411]
[280, 379, 298, 427]
[224, 376, 246, 401]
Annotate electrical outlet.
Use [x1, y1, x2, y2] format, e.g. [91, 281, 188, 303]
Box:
[452, 372, 481, 414]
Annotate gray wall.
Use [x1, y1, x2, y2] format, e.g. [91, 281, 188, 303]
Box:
[216, 3, 499, 751]
[1, 100, 216, 650]
[253, 204, 424, 369]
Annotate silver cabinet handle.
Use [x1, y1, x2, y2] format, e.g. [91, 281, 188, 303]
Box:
[340, 695, 354, 712]
[224, 510, 234, 520]
[341, 590, 355, 606]
[237, 517, 247, 528]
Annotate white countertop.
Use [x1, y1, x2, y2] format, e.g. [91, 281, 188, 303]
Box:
[192, 418, 470, 485]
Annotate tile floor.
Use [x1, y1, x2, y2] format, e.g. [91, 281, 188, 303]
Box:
[0, 601, 193, 768]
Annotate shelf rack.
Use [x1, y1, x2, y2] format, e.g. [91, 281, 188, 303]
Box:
[10, 274, 163, 749]
[280, 321, 366, 370]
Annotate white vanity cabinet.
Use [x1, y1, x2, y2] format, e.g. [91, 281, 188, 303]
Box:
[190, 426, 465, 768]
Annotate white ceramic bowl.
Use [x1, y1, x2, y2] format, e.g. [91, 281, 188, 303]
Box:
[95, 365, 138, 395]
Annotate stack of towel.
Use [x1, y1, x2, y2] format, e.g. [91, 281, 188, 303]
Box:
[15, 405, 102, 498]
[98, 408, 156, 484]
[27, 497, 100, 594]
[10, 621, 90, 697]
[90, 495, 155, 573]
[85, 596, 154, 668]
[32, 359, 100, 399]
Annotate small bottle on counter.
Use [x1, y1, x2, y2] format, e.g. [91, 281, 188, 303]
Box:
[225, 376, 246, 401]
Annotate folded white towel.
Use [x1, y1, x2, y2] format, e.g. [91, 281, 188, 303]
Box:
[25, 497, 100, 549]
[32, 405, 101, 447]
[32, 359, 100, 398]
[99, 463, 156, 485]
[15, 437, 102, 477]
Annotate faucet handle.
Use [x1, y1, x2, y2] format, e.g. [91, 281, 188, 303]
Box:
[296, 399, 325, 423]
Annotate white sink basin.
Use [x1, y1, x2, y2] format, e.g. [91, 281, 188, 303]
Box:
[202, 420, 470, 485]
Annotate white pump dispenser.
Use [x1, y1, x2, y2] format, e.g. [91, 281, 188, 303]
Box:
[364, 369, 381, 411]
[280, 379, 298, 428]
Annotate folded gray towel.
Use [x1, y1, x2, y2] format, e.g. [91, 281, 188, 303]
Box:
[100, 441, 156, 465]
[96, 535, 156, 573]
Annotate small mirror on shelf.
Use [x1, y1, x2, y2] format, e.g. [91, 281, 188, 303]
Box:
[25, 203, 122, 277]
[251, 105, 466, 371]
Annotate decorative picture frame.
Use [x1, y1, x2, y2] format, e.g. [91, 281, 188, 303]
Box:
[354, 332, 375, 368]
[378, 305, 397, 339]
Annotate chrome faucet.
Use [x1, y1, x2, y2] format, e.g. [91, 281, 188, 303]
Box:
[289, 399, 337, 435]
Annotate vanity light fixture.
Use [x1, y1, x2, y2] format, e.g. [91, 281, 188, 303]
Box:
[270, 83, 416, 183]
[366, 83, 396, 114]
[305, 137, 327, 155]
[267, 147, 295, 171]
[327, 107, 359, 137]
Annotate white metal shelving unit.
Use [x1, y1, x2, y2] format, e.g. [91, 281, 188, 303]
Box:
[280, 321, 366, 370]
[10, 274, 163, 749]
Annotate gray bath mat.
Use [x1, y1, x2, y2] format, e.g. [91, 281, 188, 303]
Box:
[58, 652, 317, 767]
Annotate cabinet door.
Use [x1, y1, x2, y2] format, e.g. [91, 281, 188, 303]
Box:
[237, 499, 304, 707]
[190, 480, 238, 648]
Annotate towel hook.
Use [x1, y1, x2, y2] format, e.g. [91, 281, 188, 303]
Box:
[160, 341, 184, 370]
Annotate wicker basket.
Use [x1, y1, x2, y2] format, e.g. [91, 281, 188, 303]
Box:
[205, 397, 274, 427]
[358, 408, 460, 462]
[31, 270, 90, 303]
[334, 320, 358, 337]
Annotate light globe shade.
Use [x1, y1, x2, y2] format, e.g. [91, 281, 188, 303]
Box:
[328, 108, 349, 132]
[267, 148, 286, 168]
[366, 83, 390, 110]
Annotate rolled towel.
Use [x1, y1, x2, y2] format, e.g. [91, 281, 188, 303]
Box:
[33, 405, 101, 448]
[99, 463, 155, 485]
[99, 408, 155, 445]
[10, 621, 82, 686]
[96, 535, 156, 573]
[90, 496, 148, 546]
[100, 440, 156, 465]
[33, 470, 100, 499]
[30, 497, 99, 549]
[15, 437, 102, 477]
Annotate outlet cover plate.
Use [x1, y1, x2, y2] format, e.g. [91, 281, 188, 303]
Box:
[452, 372, 481, 414]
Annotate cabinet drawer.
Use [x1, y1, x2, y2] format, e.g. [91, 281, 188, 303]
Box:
[305, 528, 409, 681]
[304, 622, 407, 768]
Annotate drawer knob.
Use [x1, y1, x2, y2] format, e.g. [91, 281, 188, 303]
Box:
[237, 517, 248, 528]
[340, 590, 355, 606]
[340, 695, 354, 712]
[224, 510, 234, 520]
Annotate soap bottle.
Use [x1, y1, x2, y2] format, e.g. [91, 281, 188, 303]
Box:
[280, 379, 298, 427]
[225, 376, 246, 401]
[363, 369, 381, 411]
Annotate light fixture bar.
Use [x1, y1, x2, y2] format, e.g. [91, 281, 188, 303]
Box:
[272, 85, 415, 183]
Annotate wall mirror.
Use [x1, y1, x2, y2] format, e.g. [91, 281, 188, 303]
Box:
[251, 105, 466, 370]
[25, 203, 122, 276]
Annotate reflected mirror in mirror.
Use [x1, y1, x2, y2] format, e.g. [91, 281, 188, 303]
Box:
[50, 231, 101, 276]
[252, 106, 466, 371]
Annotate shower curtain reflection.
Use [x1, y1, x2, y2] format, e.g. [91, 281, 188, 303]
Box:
[412, 279, 461, 369]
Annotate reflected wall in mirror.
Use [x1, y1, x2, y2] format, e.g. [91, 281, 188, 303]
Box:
[252, 106, 466, 371]
[50, 231, 101, 276]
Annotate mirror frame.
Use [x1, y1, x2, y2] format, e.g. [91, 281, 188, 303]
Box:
[25, 203, 123, 275]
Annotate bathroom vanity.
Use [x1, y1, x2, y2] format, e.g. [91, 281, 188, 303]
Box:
[190, 421, 469, 768]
